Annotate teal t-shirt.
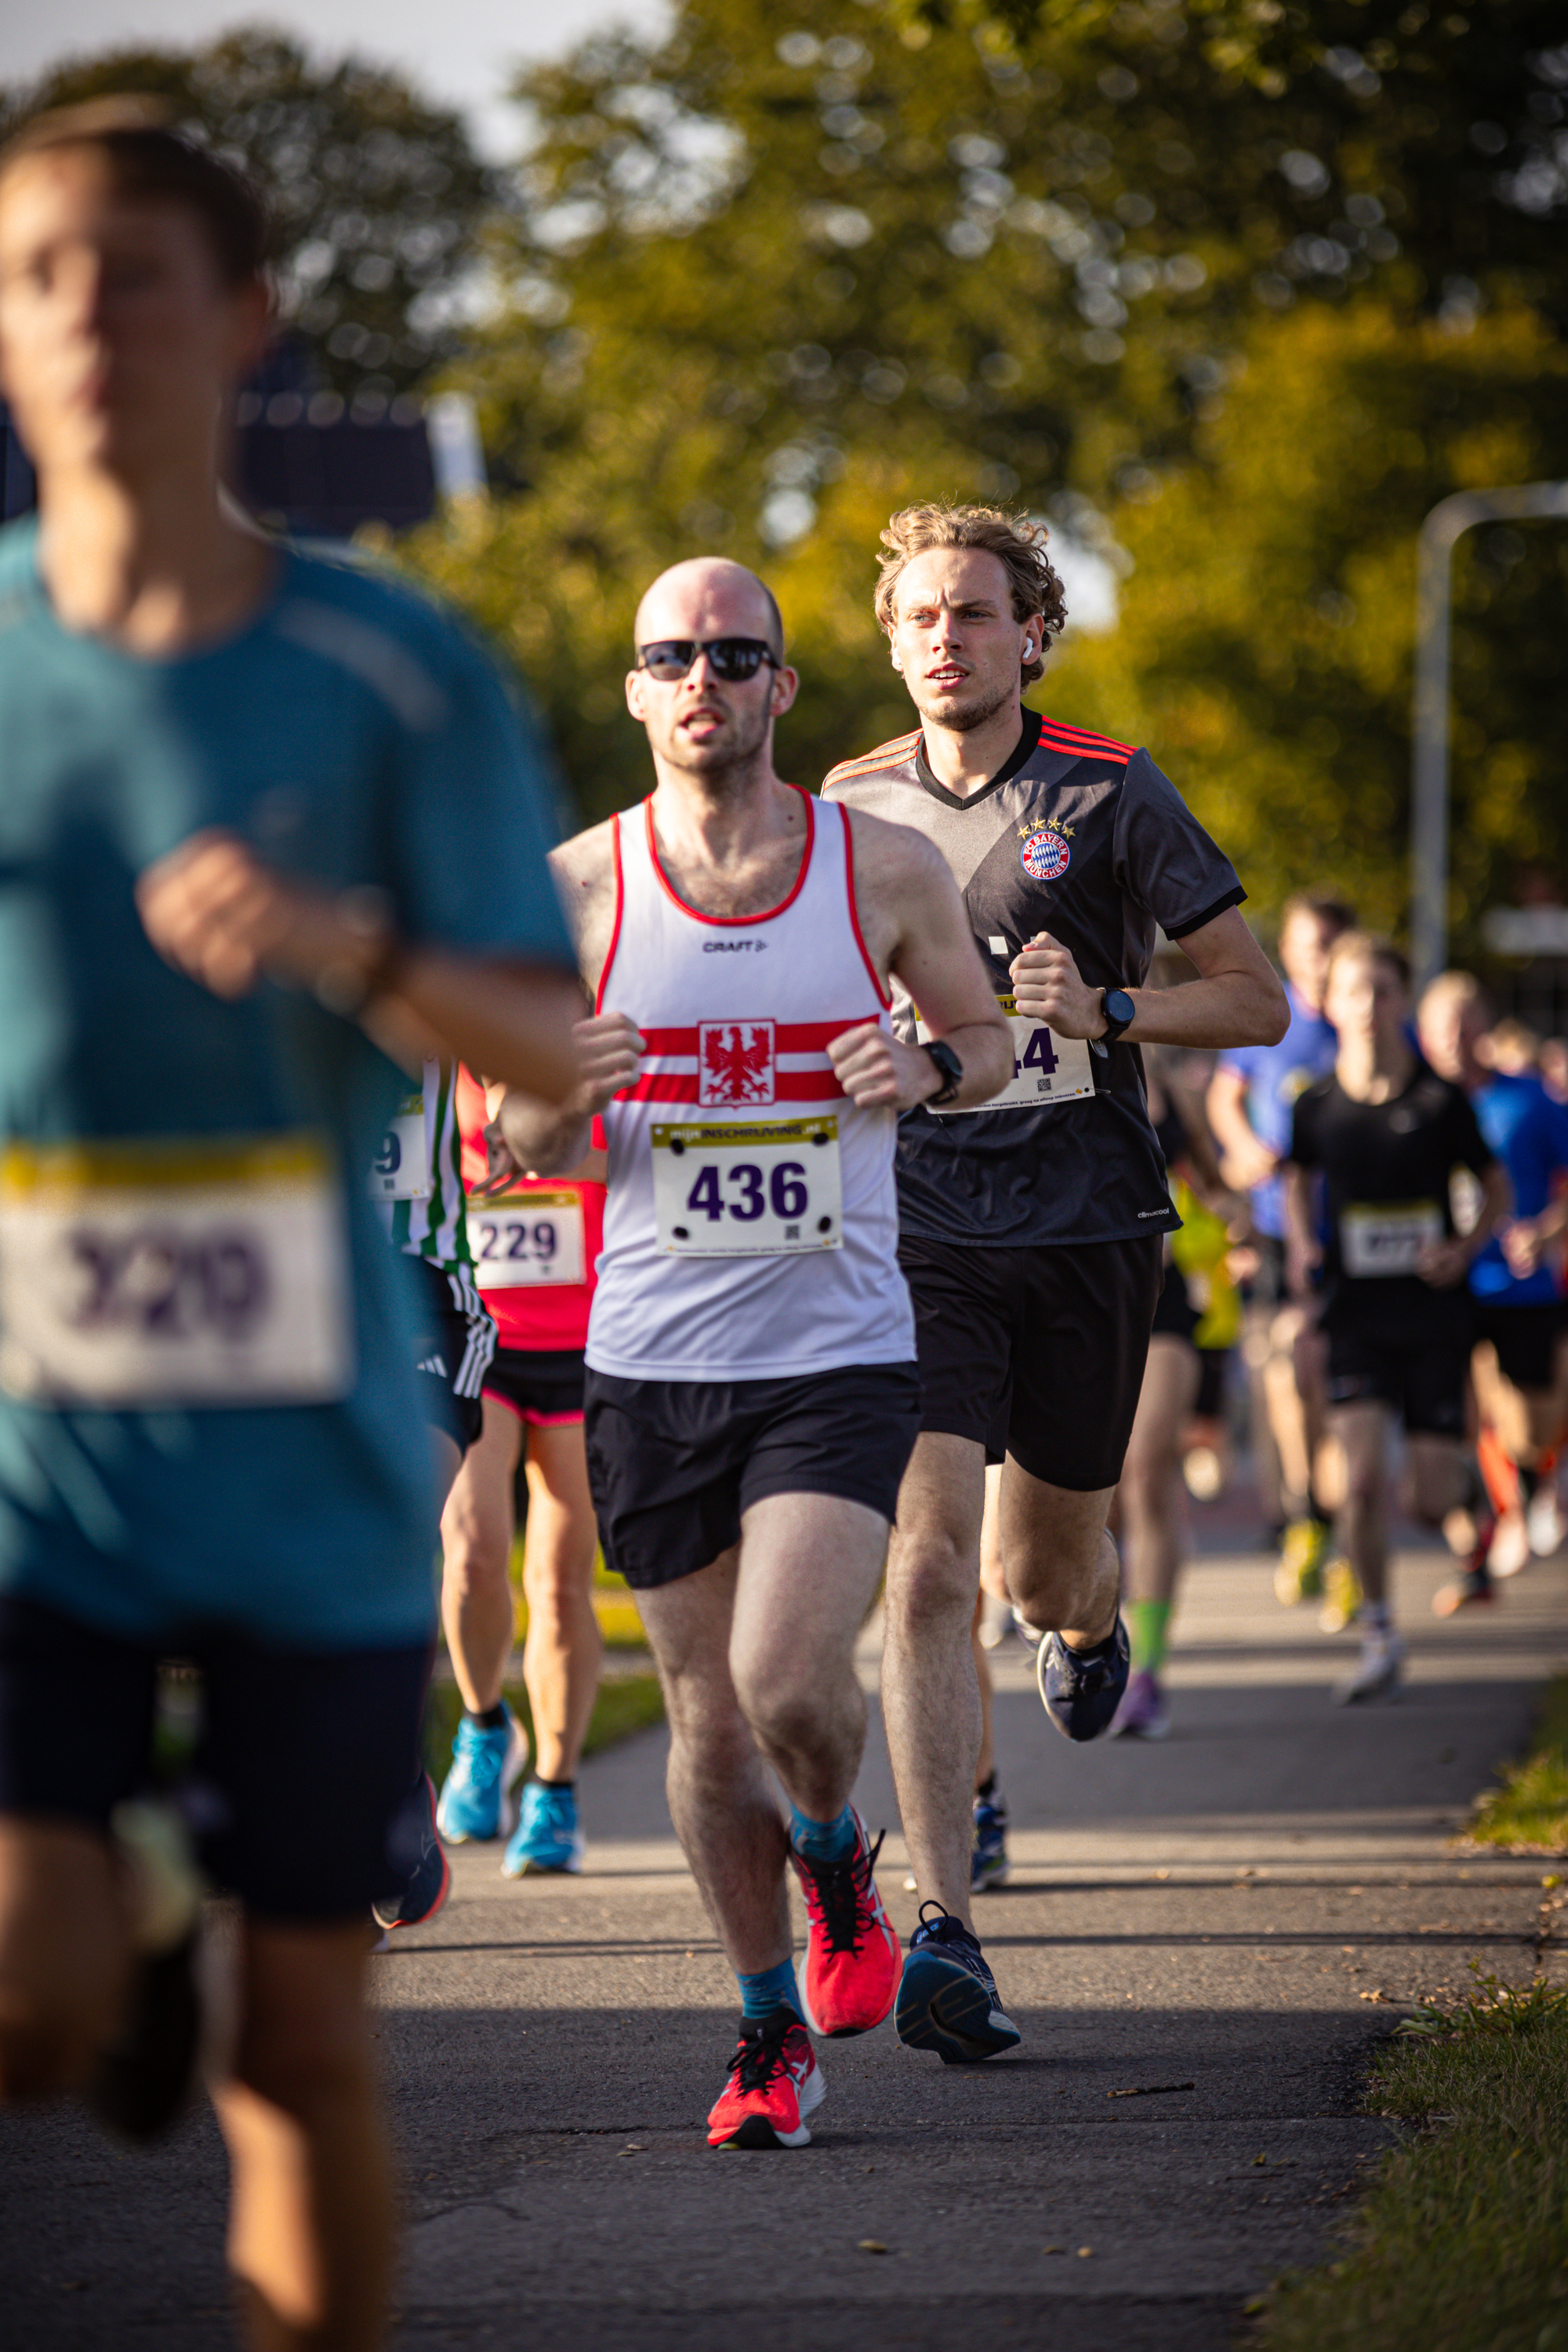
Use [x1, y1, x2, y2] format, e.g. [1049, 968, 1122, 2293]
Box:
[0, 521, 573, 1649]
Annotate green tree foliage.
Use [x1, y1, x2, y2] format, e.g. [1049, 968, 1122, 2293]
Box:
[408, 0, 1567, 933]
[0, 27, 491, 399]
[1045, 298, 1568, 942]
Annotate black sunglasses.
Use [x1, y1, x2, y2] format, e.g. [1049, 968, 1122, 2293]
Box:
[635, 637, 781, 684]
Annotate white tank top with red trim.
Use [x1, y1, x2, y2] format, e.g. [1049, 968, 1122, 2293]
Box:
[586, 790, 915, 1381]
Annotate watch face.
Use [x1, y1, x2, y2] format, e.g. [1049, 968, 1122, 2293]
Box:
[1106, 989, 1136, 1028]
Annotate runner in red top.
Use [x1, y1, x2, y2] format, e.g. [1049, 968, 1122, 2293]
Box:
[433, 1067, 606, 1875]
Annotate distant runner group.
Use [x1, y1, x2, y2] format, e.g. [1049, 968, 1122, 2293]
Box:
[2, 100, 1566, 2352]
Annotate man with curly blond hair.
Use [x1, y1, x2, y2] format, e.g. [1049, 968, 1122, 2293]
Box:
[822, 501, 1287, 2062]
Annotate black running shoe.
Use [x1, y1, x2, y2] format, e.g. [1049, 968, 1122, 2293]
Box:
[372, 1772, 452, 1933]
[896, 1902, 1021, 2063]
[1036, 1616, 1131, 1742]
[87, 1928, 203, 2141]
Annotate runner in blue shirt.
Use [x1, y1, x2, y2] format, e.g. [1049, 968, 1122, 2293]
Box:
[1418, 973, 1568, 1604]
[0, 102, 579, 2350]
[1208, 891, 1352, 1602]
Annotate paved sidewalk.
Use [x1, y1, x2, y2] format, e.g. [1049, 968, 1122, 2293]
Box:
[2, 1544, 1564, 2349]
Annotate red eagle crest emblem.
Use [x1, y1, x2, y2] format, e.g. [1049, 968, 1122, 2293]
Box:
[699, 1019, 776, 1107]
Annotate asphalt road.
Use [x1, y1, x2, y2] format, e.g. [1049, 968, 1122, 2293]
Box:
[3, 1541, 1564, 2350]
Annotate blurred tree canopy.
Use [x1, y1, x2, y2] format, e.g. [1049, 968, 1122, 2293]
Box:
[408, 0, 1568, 944]
[0, 27, 491, 400]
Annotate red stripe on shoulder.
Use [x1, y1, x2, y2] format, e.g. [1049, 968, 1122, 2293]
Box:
[1035, 713, 1135, 761]
[822, 731, 922, 789]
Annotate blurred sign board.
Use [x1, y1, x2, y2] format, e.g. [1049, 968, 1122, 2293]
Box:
[1481, 906, 1568, 959]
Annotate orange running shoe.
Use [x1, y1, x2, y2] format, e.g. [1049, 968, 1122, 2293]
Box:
[792, 1810, 901, 2038]
[706, 2008, 824, 2150]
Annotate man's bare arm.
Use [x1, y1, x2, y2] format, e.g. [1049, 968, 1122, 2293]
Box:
[827, 814, 1012, 1112]
[136, 829, 582, 1102]
[493, 825, 644, 1174]
[1013, 906, 1288, 1052]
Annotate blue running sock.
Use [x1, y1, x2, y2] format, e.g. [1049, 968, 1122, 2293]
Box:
[737, 1957, 801, 2020]
[788, 1804, 857, 1862]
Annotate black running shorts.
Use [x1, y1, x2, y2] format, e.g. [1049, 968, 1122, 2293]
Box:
[1326, 1327, 1469, 1436]
[482, 1345, 586, 1427]
[408, 1257, 495, 1454]
[0, 1594, 430, 1921]
[583, 1362, 922, 1589]
[899, 1233, 1164, 1491]
[1471, 1299, 1565, 1396]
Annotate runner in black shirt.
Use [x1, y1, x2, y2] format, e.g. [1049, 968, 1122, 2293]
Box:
[822, 503, 1287, 2060]
[1287, 934, 1508, 1701]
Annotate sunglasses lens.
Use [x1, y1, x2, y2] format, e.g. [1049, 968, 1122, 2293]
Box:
[640, 641, 696, 681]
[709, 640, 767, 681]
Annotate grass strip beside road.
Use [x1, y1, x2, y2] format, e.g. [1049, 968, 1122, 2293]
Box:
[1468, 1674, 1568, 1854]
[1254, 1971, 1568, 2352]
[423, 1671, 663, 1784]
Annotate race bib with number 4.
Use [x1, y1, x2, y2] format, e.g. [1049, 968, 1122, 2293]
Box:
[916, 996, 1095, 1116]
[472, 1190, 586, 1288]
[1341, 1200, 1444, 1278]
[0, 1133, 355, 1407]
[652, 1117, 843, 1255]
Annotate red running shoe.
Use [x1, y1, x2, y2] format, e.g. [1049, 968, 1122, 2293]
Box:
[706, 2008, 824, 2150]
[792, 1810, 901, 2038]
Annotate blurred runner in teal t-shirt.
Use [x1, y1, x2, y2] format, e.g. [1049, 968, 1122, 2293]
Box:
[0, 100, 581, 2350]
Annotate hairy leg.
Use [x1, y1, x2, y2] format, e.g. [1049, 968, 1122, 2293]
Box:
[215, 1918, 392, 2352]
[1119, 1338, 1202, 1608]
[520, 1421, 603, 1782]
[1000, 1462, 1120, 1646]
[437, 1397, 524, 1715]
[728, 1490, 891, 1821]
[636, 1552, 791, 1975]
[0, 1818, 131, 2100]
[1333, 1401, 1390, 1605]
[1262, 1301, 1316, 1519]
[882, 1432, 986, 1927]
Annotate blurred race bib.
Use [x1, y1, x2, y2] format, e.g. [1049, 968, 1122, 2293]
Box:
[472, 1190, 586, 1287]
[1341, 1200, 1443, 1278]
[0, 1133, 354, 1406]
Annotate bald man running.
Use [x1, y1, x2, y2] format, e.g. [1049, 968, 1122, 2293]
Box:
[495, 559, 1011, 2148]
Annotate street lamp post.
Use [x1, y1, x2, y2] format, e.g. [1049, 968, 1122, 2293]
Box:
[1410, 479, 1568, 993]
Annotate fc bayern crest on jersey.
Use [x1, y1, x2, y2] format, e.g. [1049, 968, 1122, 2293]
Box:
[1019, 825, 1071, 883]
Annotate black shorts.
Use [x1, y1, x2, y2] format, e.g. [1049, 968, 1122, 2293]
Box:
[409, 1258, 495, 1453]
[1326, 1327, 1469, 1436]
[583, 1363, 922, 1590]
[0, 1594, 430, 1921]
[899, 1234, 1164, 1491]
[1471, 1300, 1565, 1395]
[482, 1345, 586, 1428]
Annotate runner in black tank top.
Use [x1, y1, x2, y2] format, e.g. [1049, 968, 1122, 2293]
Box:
[822, 503, 1287, 2058]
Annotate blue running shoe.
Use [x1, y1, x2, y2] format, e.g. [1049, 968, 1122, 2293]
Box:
[1036, 1616, 1130, 1742]
[373, 1772, 451, 1932]
[502, 1780, 585, 1877]
[436, 1705, 528, 1844]
[896, 1902, 1021, 2063]
[971, 1792, 1010, 1892]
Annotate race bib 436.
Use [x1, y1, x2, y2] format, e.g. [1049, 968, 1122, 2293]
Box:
[0, 1133, 354, 1407]
[652, 1116, 843, 1255]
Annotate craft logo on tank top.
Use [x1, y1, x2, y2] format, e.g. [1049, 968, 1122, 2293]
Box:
[1018, 819, 1073, 884]
[699, 1019, 776, 1107]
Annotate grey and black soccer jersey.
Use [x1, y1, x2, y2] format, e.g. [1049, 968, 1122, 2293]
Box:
[822, 710, 1243, 1247]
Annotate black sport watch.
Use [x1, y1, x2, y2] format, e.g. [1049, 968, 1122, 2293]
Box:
[922, 1037, 964, 1108]
[1091, 986, 1137, 1060]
